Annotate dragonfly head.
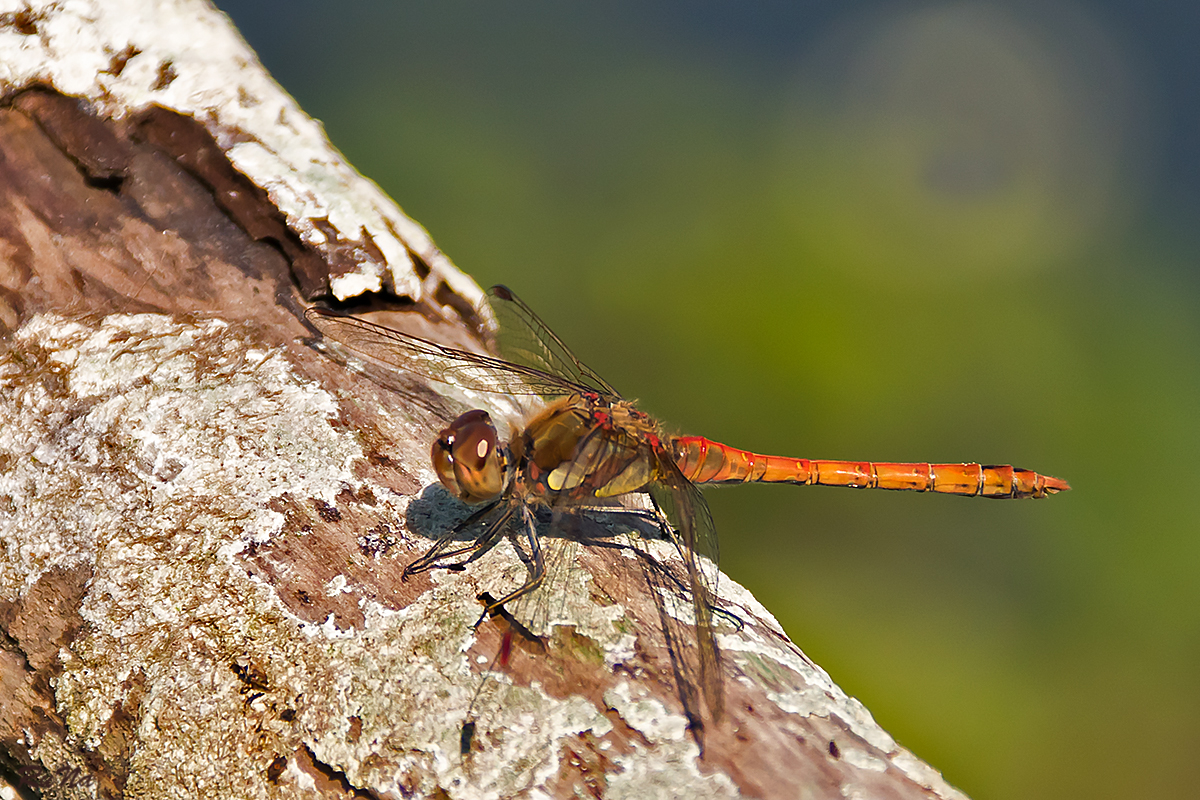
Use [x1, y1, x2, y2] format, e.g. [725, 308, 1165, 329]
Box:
[433, 409, 508, 503]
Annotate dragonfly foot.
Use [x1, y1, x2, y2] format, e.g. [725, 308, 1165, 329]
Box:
[460, 720, 477, 756]
[473, 591, 503, 629]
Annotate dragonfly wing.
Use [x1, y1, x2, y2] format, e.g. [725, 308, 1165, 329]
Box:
[628, 531, 708, 744]
[646, 451, 720, 590]
[539, 421, 725, 727]
[531, 423, 630, 628]
[487, 285, 619, 398]
[645, 450, 725, 724]
[502, 422, 636, 635]
[306, 307, 585, 398]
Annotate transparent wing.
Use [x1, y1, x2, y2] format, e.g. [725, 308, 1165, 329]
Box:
[459, 429, 726, 751]
[306, 307, 589, 398]
[522, 424, 725, 725]
[511, 422, 627, 634]
[627, 532, 708, 742]
[487, 285, 619, 398]
[645, 449, 725, 722]
[646, 450, 720, 583]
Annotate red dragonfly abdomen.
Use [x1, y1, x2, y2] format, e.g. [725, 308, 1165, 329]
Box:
[673, 436, 1070, 499]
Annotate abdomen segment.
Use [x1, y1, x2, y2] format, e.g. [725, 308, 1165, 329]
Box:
[673, 436, 1069, 499]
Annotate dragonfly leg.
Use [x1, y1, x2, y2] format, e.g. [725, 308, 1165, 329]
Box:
[475, 505, 545, 625]
[552, 501, 679, 550]
[404, 500, 511, 578]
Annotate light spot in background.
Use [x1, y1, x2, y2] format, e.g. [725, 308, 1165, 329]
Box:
[773, 1, 1147, 281]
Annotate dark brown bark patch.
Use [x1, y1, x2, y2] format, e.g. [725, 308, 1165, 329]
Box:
[0, 89, 321, 333]
[0, 6, 47, 36]
[14, 88, 129, 189]
[0, 564, 91, 796]
[0, 564, 91, 674]
[243, 493, 419, 630]
[294, 744, 377, 799]
[129, 104, 330, 299]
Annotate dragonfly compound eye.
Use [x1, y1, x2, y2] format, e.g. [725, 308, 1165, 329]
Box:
[433, 409, 506, 503]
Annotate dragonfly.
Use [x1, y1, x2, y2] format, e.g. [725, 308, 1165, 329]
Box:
[305, 285, 1069, 747]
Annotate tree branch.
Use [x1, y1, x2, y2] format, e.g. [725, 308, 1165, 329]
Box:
[0, 1, 969, 798]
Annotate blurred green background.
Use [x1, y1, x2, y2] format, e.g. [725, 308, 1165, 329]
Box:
[216, 2, 1199, 798]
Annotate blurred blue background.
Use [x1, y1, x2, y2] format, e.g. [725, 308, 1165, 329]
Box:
[216, 2, 1200, 797]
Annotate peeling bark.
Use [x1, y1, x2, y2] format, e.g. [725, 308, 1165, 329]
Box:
[0, 2, 973, 799]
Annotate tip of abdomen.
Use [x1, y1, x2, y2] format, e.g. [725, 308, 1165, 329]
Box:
[1042, 475, 1071, 495]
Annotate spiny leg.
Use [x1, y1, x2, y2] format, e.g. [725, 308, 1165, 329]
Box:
[404, 500, 512, 578]
[476, 504, 545, 625]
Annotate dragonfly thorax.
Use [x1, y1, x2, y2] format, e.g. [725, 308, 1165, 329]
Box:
[513, 395, 662, 503]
